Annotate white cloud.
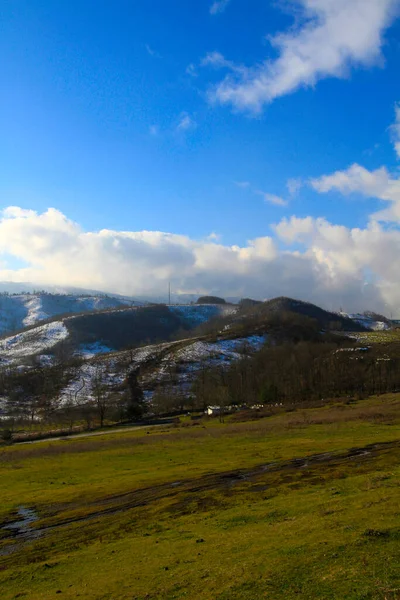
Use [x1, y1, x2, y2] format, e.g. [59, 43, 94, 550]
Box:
[3, 206, 36, 218]
[204, 0, 399, 112]
[310, 163, 400, 222]
[274, 216, 316, 244]
[310, 164, 390, 196]
[149, 125, 159, 136]
[177, 112, 197, 132]
[201, 51, 244, 73]
[274, 216, 400, 310]
[256, 191, 288, 207]
[309, 104, 400, 222]
[287, 178, 303, 197]
[210, 0, 231, 15]
[2, 205, 400, 313]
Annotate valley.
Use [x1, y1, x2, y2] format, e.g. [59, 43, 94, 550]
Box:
[0, 293, 398, 435]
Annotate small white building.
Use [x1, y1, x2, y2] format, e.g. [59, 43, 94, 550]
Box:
[206, 406, 222, 416]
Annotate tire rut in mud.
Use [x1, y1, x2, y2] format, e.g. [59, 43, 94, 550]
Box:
[3, 438, 397, 543]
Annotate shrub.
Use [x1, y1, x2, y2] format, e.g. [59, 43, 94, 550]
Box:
[1, 429, 13, 442]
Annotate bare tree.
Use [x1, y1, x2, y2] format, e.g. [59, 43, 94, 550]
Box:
[91, 366, 111, 427]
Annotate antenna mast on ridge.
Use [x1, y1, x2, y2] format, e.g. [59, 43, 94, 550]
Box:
[168, 281, 171, 305]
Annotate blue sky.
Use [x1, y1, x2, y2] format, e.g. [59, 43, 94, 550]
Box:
[2, 0, 400, 312]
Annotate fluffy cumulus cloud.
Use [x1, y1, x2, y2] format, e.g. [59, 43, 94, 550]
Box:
[271, 102, 400, 314]
[274, 216, 400, 312]
[1, 204, 400, 314]
[204, 0, 399, 112]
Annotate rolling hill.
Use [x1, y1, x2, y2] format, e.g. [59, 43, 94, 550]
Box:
[0, 302, 237, 366]
[0, 292, 137, 336]
[254, 296, 368, 331]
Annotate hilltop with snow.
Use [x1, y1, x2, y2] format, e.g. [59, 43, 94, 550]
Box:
[0, 292, 138, 336]
[0, 292, 395, 370]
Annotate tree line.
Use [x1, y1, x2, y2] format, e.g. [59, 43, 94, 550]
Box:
[0, 348, 145, 437]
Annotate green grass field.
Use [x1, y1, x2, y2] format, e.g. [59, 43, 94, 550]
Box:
[1, 396, 400, 599]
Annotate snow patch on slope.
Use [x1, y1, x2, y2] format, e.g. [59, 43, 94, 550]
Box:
[174, 335, 266, 363]
[59, 360, 126, 406]
[23, 296, 50, 326]
[0, 321, 68, 364]
[341, 313, 390, 331]
[77, 342, 113, 358]
[137, 334, 268, 398]
[56, 334, 267, 406]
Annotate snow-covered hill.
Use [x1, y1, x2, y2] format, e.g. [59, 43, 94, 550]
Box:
[0, 293, 136, 335]
[0, 290, 239, 338]
[0, 302, 238, 366]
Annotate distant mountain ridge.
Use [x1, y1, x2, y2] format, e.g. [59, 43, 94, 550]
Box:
[0, 281, 241, 306]
[0, 282, 127, 296]
[0, 290, 390, 372]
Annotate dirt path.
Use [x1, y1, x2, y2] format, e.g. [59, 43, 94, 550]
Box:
[15, 422, 166, 445]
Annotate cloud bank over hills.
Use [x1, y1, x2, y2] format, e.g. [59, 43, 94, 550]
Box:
[2, 101, 400, 315]
[0, 200, 398, 315]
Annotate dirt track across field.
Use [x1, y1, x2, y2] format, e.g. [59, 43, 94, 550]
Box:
[16, 423, 165, 445]
[3, 438, 398, 554]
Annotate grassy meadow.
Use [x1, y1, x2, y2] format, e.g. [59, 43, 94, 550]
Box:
[1, 395, 400, 599]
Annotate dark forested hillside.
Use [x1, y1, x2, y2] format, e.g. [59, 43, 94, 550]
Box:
[196, 296, 226, 304]
[65, 305, 190, 350]
[191, 296, 367, 343]
[253, 297, 367, 332]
